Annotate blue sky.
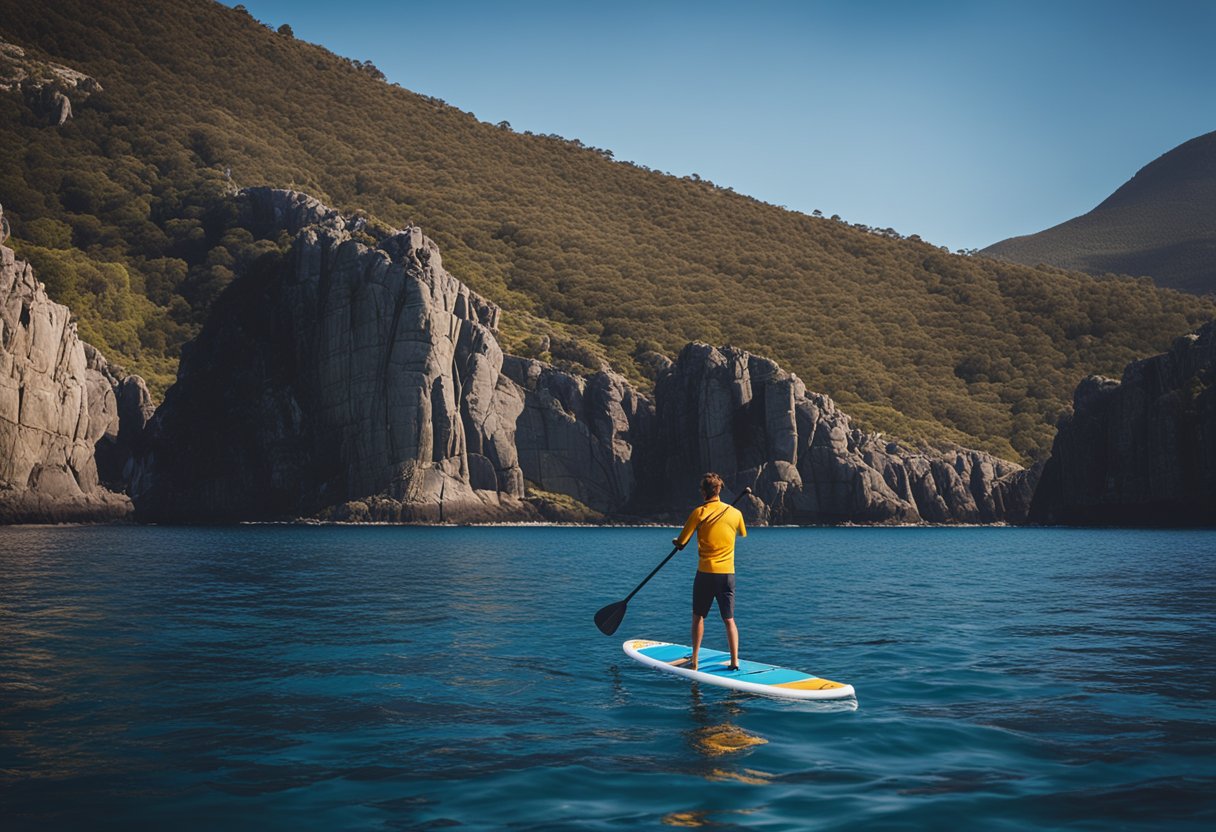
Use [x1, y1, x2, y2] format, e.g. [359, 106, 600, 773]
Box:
[228, 1, 1214, 251]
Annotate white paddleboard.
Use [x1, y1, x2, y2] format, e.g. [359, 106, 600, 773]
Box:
[624, 639, 856, 701]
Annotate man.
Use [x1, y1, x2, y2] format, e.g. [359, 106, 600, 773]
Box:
[672, 472, 747, 671]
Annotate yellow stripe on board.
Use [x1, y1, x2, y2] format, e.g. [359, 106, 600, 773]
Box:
[771, 677, 846, 690]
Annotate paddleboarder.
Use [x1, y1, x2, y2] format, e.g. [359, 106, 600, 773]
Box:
[673, 473, 747, 671]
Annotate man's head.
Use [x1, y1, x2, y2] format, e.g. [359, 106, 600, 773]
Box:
[701, 472, 724, 500]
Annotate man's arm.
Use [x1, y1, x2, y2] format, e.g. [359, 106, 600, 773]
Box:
[737, 509, 747, 538]
[673, 509, 700, 549]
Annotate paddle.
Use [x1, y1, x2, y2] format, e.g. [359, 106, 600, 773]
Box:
[594, 487, 752, 636]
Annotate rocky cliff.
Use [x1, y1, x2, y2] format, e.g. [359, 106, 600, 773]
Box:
[654, 343, 1036, 523]
[502, 356, 655, 515]
[129, 188, 535, 523]
[128, 188, 1035, 525]
[0, 241, 136, 522]
[1029, 321, 1216, 525]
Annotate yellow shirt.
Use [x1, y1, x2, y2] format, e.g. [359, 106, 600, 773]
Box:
[676, 497, 747, 574]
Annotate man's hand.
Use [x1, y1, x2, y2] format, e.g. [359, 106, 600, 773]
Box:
[672, 538, 685, 550]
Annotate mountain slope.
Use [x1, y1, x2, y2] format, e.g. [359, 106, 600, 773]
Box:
[984, 131, 1216, 294]
[1, 0, 1214, 464]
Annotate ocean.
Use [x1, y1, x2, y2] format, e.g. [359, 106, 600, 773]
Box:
[1, 525, 1213, 830]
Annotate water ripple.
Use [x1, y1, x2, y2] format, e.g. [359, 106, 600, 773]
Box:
[0, 525, 1213, 830]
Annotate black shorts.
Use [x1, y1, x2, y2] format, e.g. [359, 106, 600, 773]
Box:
[692, 571, 735, 620]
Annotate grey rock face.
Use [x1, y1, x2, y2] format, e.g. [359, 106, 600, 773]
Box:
[0, 244, 131, 523]
[990, 462, 1042, 525]
[130, 188, 528, 522]
[238, 186, 353, 237]
[1, 39, 102, 126]
[1029, 321, 1216, 525]
[502, 356, 653, 514]
[51, 89, 71, 126]
[127, 189, 1033, 526]
[92, 343, 155, 490]
[654, 343, 1028, 524]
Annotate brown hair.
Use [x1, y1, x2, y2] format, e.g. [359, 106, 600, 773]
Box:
[701, 472, 724, 499]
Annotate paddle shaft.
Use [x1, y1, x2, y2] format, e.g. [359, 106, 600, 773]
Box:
[621, 489, 750, 604]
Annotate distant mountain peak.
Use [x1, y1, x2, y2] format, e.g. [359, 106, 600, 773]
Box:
[983, 130, 1216, 295]
[1096, 130, 1216, 211]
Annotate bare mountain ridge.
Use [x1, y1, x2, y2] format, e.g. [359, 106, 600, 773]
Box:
[984, 130, 1216, 294]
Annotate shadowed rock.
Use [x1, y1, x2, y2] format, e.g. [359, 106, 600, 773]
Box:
[653, 343, 1031, 524]
[92, 345, 155, 490]
[127, 189, 1035, 526]
[502, 356, 654, 514]
[129, 188, 533, 522]
[1029, 321, 1216, 525]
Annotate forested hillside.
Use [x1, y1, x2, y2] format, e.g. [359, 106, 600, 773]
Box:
[1, 0, 1212, 462]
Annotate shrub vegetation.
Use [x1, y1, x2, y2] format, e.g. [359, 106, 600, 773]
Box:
[1, 0, 1212, 462]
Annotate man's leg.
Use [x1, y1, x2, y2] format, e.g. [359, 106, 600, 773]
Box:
[724, 617, 739, 669]
[719, 573, 738, 669]
[691, 614, 705, 670]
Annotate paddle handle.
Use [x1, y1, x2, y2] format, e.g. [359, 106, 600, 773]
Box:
[621, 487, 752, 604]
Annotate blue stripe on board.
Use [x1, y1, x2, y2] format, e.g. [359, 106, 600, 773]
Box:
[638, 644, 694, 662]
[696, 657, 780, 674]
[729, 668, 809, 685]
[636, 644, 813, 684]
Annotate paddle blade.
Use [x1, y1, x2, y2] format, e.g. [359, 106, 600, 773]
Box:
[594, 600, 628, 635]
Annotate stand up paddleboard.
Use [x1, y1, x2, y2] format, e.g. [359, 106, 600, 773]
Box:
[624, 639, 855, 701]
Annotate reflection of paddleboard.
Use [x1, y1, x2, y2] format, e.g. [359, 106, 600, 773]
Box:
[623, 639, 856, 701]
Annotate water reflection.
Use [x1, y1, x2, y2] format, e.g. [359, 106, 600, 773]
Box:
[706, 768, 773, 785]
[689, 725, 768, 757]
[662, 807, 760, 827]
[677, 683, 776, 794]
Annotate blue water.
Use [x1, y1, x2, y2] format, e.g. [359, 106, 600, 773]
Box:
[1, 526, 1214, 830]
